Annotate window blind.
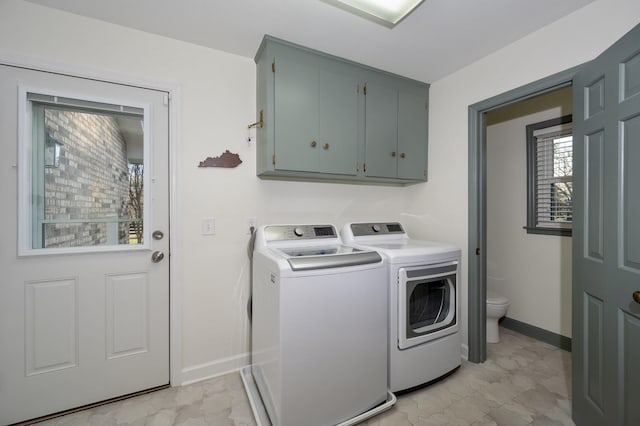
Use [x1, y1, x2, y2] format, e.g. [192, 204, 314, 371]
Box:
[534, 124, 573, 229]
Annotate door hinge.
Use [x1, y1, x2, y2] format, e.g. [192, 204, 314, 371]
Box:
[272, 154, 276, 165]
[272, 62, 275, 73]
[363, 85, 367, 96]
[363, 163, 367, 173]
[163, 94, 169, 106]
[357, 84, 359, 94]
[475, 247, 480, 256]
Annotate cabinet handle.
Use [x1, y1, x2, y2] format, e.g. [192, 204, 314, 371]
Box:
[400, 152, 406, 158]
[310, 140, 317, 148]
[391, 151, 396, 157]
[323, 143, 330, 150]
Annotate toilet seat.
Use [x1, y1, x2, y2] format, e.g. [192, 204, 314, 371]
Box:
[487, 292, 509, 305]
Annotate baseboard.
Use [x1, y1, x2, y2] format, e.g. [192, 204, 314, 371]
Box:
[460, 343, 469, 360]
[500, 317, 572, 352]
[180, 352, 250, 386]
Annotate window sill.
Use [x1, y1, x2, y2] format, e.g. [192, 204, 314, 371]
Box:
[522, 226, 572, 237]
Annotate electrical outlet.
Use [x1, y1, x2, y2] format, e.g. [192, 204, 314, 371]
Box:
[247, 217, 257, 235]
[202, 217, 216, 236]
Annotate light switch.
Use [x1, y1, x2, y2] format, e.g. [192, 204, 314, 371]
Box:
[202, 217, 215, 235]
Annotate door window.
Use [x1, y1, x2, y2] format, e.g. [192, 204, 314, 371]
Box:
[20, 90, 150, 254]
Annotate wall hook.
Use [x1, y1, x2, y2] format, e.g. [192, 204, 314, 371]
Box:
[248, 110, 264, 129]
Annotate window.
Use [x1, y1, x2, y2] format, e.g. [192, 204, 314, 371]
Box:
[21, 90, 149, 253]
[526, 115, 573, 236]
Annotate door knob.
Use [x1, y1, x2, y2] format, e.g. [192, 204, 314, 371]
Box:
[310, 140, 317, 148]
[151, 251, 165, 263]
[322, 143, 330, 150]
[391, 151, 397, 157]
[633, 291, 640, 304]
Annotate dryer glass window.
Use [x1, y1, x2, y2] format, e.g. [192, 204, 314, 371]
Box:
[409, 279, 451, 331]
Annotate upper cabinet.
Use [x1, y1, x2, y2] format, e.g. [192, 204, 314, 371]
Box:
[254, 36, 429, 184]
[272, 48, 359, 176]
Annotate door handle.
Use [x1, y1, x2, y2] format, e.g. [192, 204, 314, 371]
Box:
[633, 291, 640, 304]
[151, 251, 165, 263]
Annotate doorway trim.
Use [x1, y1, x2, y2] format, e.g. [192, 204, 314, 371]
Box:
[0, 52, 183, 385]
[467, 65, 581, 363]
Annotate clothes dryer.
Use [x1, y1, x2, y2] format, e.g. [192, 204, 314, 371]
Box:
[341, 222, 461, 393]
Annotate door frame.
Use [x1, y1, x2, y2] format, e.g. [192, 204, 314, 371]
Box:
[466, 65, 581, 363]
[0, 52, 184, 385]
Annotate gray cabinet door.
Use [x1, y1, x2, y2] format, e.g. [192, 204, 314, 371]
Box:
[274, 55, 319, 173]
[398, 90, 428, 180]
[318, 68, 358, 175]
[365, 82, 398, 178]
[572, 22, 640, 426]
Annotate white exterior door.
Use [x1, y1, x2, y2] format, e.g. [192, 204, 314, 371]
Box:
[0, 64, 170, 424]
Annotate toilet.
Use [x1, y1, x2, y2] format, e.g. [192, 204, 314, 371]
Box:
[486, 291, 510, 343]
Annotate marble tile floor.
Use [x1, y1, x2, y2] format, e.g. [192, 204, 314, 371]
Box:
[35, 327, 573, 426]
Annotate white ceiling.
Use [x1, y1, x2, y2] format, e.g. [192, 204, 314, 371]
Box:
[26, 0, 595, 83]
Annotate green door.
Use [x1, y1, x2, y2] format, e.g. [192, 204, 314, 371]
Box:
[318, 68, 358, 176]
[364, 82, 398, 178]
[274, 54, 319, 173]
[398, 90, 428, 180]
[572, 22, 640, 426]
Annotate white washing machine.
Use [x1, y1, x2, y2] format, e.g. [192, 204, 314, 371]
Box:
[341, 222, 461, 393]
[241, 224, 395, 426]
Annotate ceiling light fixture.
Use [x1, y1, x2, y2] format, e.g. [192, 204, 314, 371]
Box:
[322, 0, 426, 28]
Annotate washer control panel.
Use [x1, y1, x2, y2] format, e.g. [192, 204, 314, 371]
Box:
[264, 224, 337, 241]
[349, 222, 405, 237]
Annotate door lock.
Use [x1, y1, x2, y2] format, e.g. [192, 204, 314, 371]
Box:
[151, 251, 165, 263]
[152, 230, 164, 240]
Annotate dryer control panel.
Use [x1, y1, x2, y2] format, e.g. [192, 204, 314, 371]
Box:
[349, 222, 405, 237]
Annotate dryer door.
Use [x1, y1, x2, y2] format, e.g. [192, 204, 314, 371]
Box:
[398, 262, 458, 349]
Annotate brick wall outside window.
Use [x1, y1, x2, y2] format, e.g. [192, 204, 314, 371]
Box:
[43, 109, 130, 248]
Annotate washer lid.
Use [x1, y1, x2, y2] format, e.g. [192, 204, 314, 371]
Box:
[274, 245, 382, 271]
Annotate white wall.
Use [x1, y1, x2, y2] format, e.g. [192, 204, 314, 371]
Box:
[486, 88, 573, 337]
[2, 0, 640, 384]
[0, 0, 409, 383]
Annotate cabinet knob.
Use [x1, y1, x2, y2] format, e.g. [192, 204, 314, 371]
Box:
[310, 140, 317, 148]
[400, 152, 406, 158]
[391, 151, 396, 157]
[323, 143, 330, 150]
